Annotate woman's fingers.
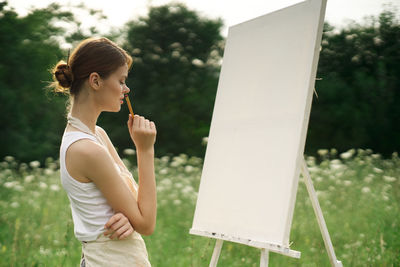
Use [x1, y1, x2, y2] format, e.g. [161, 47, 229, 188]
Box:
[110, 223, 131, 240]
[104, 213, 121, 229]
[104, 213, 133, 239]
[127, 114, 157, 151]
[150, 121, 156, 131]
[119, 226, 134, 240]
[127, 114, 133, 135]
[133, 114, 140, 128]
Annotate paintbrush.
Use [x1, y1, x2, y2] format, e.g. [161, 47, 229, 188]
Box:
[125, 94, 134, 118]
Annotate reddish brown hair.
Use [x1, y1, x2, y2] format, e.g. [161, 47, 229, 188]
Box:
[51, 37, 132, 95]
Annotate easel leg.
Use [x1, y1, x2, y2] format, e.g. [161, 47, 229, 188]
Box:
[301, 158, 343, 267]
[209, 239, 223, 267]
[260, 248, 269, 267]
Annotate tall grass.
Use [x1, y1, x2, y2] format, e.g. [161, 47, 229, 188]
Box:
[0, 148, 399, 266]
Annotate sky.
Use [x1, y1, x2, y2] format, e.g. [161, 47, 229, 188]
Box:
[7, 0, 400, 36]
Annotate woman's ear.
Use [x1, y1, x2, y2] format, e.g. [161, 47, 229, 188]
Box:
[88, 72, 102, 91]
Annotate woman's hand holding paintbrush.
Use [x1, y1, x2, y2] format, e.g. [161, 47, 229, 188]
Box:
[126, 94, 157, 153]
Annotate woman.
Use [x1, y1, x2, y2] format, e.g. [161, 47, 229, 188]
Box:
[52, 37, 157, 266]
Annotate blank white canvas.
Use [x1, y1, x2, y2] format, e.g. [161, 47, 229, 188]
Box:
[191, 0, 327, 248]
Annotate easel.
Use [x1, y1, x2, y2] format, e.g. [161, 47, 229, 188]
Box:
[206, 157, 343, 267]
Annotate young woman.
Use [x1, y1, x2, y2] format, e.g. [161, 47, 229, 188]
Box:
[52, 37, 157, 266]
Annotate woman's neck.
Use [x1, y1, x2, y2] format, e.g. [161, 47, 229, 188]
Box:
[69, 95, 100, 133]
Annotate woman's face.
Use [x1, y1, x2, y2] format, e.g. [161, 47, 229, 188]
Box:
[99, 63, 130, 112]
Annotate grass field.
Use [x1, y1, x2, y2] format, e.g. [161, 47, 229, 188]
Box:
[0, 148, 399, 266]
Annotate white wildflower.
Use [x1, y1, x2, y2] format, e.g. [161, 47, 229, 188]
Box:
[371, 154, 381, 159]
[39, 182, 48, 189]
[170, 42, 181, 49]
[185, 165, 194, 173]
[306, 156, 316, 166]
[192, 58, 204, 67]
[343, 180, 352, 186]
[160, 178, 172, 187]
[44, 169, 54, 175]
[123, 149, 136, 156]
[317, 149, 329, 157]
[383, 176, 396, 183]
[340, 149, 355, 160]
[151, 54, 160, 60]
[361, 187, 371, 194]
[48, 162, 58, 170]
[202, 137, 208, 145]
[50, 184, 60, 191]
[19, 163, 28, 171]
[373, 167, 383, 173]
[330, 160, 343, 170]
[363, 175, 373, 183]
[14, 185, 23, 192]
[29, 161, 40, 168]
[180, 56, 188, 63]
[39, 246, 51, 255]
[132, 48, 141, 55]
[160, 156, 170, 163]
[173, 199, 181, 205]
[10, 202, 19, 208]
[182, 185, 194, 194]
[171, 156, 185, 167]
[4, 181, 16, 188]
[170, 161, 180, 167]
[159, 168, 168, 175]
[172, 51, 180, 58]
[4, 156, 15, 162]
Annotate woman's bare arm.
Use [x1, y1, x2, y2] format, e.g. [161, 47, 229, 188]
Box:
[96, 126, 132, 175]
[67, 114, 157, 235]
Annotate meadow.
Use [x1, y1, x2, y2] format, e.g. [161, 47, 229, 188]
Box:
[0, 148, 399, 266]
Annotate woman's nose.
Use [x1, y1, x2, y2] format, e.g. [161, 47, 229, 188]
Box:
[123, 84, 130, 94]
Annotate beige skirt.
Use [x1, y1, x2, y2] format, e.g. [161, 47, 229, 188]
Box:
[81, 231, 151, 267]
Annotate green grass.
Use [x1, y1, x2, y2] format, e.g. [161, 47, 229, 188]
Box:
[0, 148, 399, 266]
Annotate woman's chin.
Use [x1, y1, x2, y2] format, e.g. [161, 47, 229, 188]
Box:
[105, 105, 121, 113]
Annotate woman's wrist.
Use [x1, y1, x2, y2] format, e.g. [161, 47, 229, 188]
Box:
[136, 147, 155, 156]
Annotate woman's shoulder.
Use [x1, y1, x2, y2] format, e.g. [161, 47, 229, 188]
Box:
[95, 125, 108, 139]
[66, 136, 114, 183]
[67, 137, 107, 161]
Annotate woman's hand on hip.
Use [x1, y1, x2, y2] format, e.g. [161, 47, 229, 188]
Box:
[127, 114, 157, 152]
[104, 212, 134, 240]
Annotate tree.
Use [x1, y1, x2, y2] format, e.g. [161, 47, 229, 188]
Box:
[307, 7, 400, 156]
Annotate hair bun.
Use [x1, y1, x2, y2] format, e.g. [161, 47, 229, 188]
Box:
[54, 62, 73, 88]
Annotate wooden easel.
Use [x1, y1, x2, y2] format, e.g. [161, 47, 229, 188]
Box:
[207, 157, 343, 267]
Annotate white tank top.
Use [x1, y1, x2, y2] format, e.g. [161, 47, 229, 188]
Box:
[60, 130, 115, 241]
